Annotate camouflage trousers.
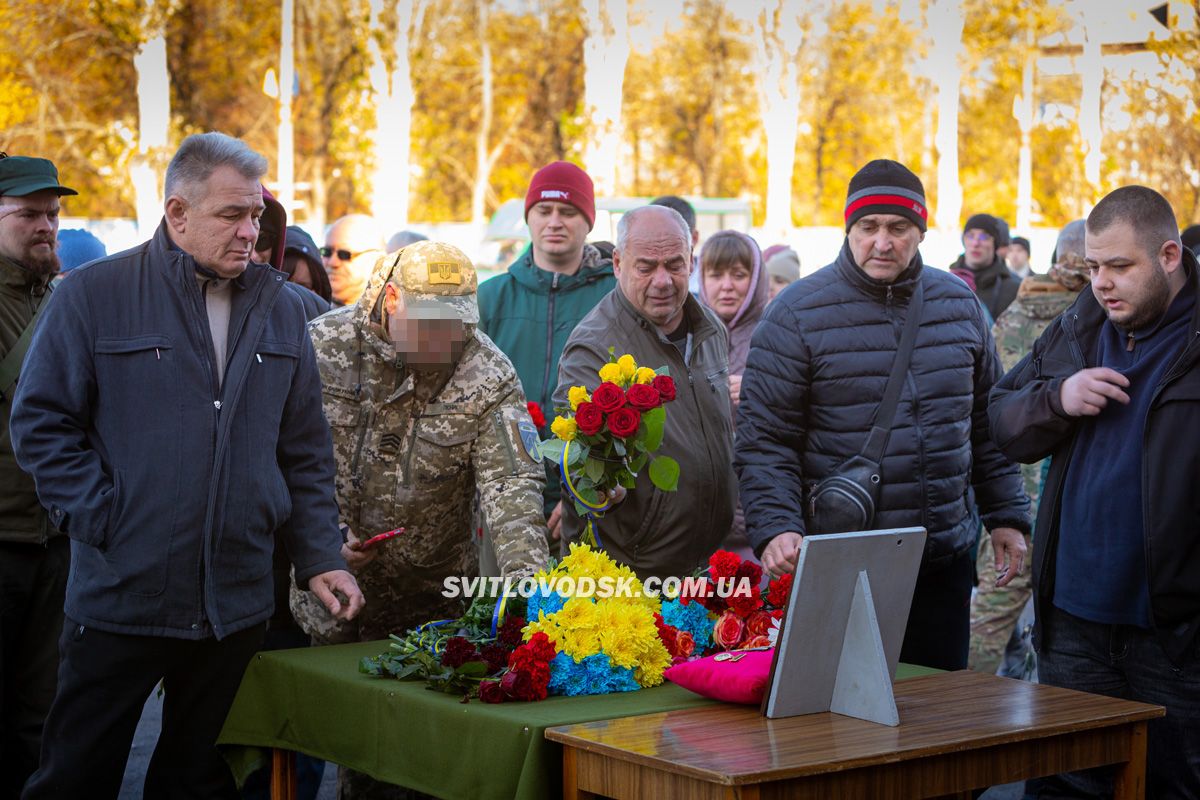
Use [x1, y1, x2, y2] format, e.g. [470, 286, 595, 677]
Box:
[968, 529, 1033, 674]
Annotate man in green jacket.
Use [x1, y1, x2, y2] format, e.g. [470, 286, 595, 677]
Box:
[0, 154, 76, 795]
[477, 161, 614, 541]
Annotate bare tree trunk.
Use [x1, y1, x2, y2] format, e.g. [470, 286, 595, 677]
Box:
[367, 0, 419, 229]
[310, 154, 328, 235]
[751, 0, 816, 237]
[581, 0, 630, 196]
[470, 0, 493, 225]
[928, 0, 964, 233]
[276, 0, 296, 215]
[131, 0, 171, 236]
[1015, 21, 1035, 232]
[1078, 4, 1103, 207]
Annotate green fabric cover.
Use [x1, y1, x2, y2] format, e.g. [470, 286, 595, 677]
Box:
[219, 640, 940, 799]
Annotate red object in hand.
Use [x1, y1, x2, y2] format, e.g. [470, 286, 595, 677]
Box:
[526, 401, 546, 429]
[606, 407, 641, 438]
[651, 375, 676, 402]
[362, 528, 404, 549]
[626, 383, 662, 412]
[591, 382, 626, 414]
[575, 402, 604, 436]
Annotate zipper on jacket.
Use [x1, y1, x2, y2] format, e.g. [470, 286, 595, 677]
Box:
[350, 407, 370, 490]
[905, 371, 930, 533]
[542, 273, 560, 410]
[493, 409, 518, 473]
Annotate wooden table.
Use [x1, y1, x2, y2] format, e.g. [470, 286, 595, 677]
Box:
[546, 670, 1164, 800]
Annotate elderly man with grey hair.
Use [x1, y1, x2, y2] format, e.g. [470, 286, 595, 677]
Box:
[10, 132, 362, 798]
[553, 204, 736, 580]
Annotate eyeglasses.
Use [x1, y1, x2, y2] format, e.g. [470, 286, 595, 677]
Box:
[964, 231, 994, 244]
[320, 246, 363, 261]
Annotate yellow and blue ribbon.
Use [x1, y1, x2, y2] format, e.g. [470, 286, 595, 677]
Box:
[559, 439, 612, 550]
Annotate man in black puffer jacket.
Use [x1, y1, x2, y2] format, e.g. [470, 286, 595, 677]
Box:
[735, 160, 1030, 671]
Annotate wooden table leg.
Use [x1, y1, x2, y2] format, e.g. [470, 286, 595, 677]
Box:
[562, 747, 600, 800]
[1113, 721, 1149, 800]
[270, 748, 297, 800]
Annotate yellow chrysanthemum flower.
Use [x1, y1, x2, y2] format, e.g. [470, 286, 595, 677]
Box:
[598, 362, 622, 384]
[550, 415, 578, 441]
[634, 367, 657, 385]
[568, 385, 591, 411]
[616, 354, 638, 385]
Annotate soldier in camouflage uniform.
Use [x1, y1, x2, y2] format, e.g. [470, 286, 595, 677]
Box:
[291, 240, 549, 641]
[970, 220, 1090, 674]
[291, 241, 550, 797]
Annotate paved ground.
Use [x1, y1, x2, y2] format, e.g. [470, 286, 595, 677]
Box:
[119, 690, 1021, 799]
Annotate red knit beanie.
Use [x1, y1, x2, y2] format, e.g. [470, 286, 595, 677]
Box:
[524, 161, 596, 230]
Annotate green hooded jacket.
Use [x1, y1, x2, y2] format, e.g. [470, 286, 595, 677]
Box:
[477, 245, 614, 513]
[0, 254, 58, 543]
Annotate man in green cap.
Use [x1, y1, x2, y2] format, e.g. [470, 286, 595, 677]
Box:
[0, 153, 77, 795]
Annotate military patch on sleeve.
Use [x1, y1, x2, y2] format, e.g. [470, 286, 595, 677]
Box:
[512, 419, 543, 464]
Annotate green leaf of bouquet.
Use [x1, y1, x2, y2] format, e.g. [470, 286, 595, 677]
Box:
[580, 485, 601, 505]
[655, 366, 670, 376]
[618, 471, 637, 489]
[612, 439, 626, 456]
[456, 660, 489, 678]
[642, 406, 666, 452]
[359, 656, 383, 676]
[628, 453, 648, 474]
[567, 442, 588, 467]
[538, 439, 567, 464]
[649, 455, 680, 491]
[584, 456, 605, 482]
[573, 500, 590, 517]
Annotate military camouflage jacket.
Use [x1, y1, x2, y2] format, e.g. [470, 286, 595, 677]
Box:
[292, 256, 549, 641]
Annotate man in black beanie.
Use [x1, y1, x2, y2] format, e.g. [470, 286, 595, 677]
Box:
[951, 212, 1022, 319]
[735, 159, 1030, 671]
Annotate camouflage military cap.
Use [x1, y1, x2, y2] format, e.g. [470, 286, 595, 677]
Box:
[390, 240, 479, 324]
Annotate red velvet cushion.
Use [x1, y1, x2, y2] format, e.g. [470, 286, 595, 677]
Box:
[664, 649, 774, 705]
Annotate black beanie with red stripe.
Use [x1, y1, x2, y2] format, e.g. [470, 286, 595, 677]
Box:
[844, 160, 928, 233]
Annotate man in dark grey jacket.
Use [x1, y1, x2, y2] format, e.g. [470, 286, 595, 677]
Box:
[735, 160, 1030, 671]
[10, 133, 363, 798]
[554, 205, 735, 580]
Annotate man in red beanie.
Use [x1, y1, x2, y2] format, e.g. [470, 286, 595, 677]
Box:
[477, 162, 615, 552]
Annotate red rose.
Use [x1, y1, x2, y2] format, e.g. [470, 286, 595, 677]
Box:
[525, 631, 557, 663]
[675, 630, 696, 658]
[742, 634, 772, 649]
[708, 550, 741, 580]
[745, 610, 773, 638]
[626, 383, 662, 412]
[526, 401, 546, 429]
[479, 679, 505, 703]
[713, 610, 747, 650]
[656, 623, 678, 656]
[606, 407, 641, 439]
[651, 375, 676, 402]
[575, 402, 604, 436]
[592, 381, 626, 414]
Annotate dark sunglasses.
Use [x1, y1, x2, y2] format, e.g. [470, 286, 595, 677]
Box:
[320, 246, 363, 261]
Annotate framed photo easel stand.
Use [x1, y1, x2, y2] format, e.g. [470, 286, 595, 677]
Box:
[762, 527, 927, 727]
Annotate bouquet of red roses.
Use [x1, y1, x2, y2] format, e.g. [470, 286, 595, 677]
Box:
[540, 351, 680, 520]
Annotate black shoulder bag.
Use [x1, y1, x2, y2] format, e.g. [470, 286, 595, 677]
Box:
[805, 280, 924, 534]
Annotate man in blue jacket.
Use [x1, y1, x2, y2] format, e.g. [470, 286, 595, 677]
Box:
[735, 160, 1029, 671]
[991, 186, 1200, 799]
[10, 132, 363, 798]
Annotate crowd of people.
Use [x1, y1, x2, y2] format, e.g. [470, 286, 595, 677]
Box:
[1, 135, 1199, 800]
